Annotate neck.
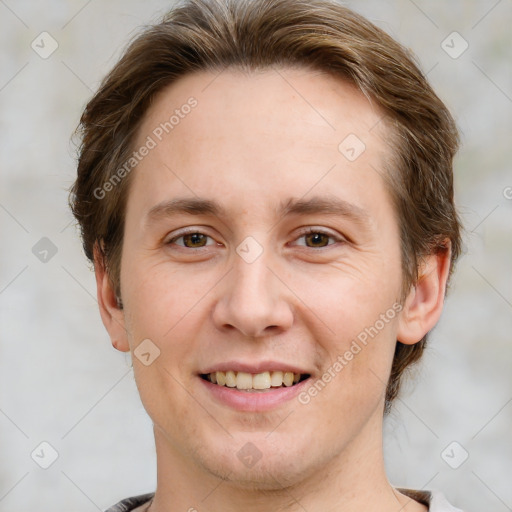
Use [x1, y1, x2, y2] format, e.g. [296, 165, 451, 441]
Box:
[148, 414, 425, 512]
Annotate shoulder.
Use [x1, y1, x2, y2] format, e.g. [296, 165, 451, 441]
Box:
[399, 488, 465, 512]
[103, 492, 155, 512]
[429, 491, 465, 512]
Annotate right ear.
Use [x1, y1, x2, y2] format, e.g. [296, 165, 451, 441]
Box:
[93, 242, 130, 352]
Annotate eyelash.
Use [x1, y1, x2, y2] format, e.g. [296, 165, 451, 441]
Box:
[166, 227, 344, 250]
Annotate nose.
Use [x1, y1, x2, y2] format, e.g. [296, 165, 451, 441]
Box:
[212, 248, 294, 338]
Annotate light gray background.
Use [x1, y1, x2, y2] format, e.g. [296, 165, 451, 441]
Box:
[1, 1, 511, 511]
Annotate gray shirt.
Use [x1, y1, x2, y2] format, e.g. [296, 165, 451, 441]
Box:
[104, 490, 465, 511]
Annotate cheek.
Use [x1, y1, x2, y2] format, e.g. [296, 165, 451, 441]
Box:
[121, 258, 210, 341]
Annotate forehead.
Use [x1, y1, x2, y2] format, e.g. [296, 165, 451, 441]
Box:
[130, 67, 392, 217]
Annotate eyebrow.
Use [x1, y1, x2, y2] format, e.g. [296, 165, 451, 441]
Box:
[145, 195, 370, 227]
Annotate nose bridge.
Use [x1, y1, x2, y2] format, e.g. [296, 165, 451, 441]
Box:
[213, 239, 293, 337]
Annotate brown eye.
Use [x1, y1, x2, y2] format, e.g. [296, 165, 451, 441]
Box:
[182, 233, 208, 248]
[304, 232, 330, 247]
[293, 228, 341, 249]
[168, 231, 215, 248]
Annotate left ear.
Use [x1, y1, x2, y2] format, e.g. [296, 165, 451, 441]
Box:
[397, 241, 452, 345]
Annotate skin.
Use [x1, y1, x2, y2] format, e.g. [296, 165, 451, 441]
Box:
[95, 67, 451, 512]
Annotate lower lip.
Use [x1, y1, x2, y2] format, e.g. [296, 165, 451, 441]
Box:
[199, 376, 311, 412]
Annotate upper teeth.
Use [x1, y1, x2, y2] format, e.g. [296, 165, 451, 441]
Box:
[207, 371, 302, 390]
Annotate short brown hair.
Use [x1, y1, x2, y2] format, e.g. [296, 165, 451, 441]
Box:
[70, 0, 462, 410]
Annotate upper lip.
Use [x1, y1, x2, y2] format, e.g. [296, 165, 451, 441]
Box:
[199, 360, 311, 375]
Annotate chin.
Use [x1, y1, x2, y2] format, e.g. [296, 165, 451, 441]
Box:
[193, 433, 324, 491]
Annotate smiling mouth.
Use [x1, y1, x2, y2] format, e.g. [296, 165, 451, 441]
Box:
[200, 371, 310, 392]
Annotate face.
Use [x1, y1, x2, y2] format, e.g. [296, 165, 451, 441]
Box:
[109, 68, 409, 488]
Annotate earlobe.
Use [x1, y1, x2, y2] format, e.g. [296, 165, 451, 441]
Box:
[397, 242, 452, 345]
[93, 242, 130, 352]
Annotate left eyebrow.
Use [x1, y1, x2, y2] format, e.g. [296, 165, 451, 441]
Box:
[276, 195, 370, 228]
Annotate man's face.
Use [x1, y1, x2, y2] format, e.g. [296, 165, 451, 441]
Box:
[117, 68, 405, 487]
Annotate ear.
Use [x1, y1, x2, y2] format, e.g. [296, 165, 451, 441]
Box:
[93, 242, 130, 352]
[397, 241, 452, 345]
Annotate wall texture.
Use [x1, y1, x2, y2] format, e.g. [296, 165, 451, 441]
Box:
[0, 1, 511, 510]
